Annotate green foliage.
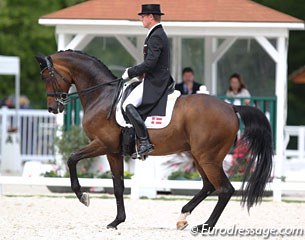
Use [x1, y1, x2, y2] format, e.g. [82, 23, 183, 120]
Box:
[168, 170, 201, 181]
[98, 170, 113, 179]
[42, 170, 60, 178]
[43, 169, 98, 178]
[123, 171, 134, 179]
[55, 125, 97, 172]
[97, 170, 134, 179]
[0, 0, 86, 108]
[252, 0, 305, 125]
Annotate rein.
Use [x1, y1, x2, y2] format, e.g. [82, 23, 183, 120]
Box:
[40, 66, 125, 119]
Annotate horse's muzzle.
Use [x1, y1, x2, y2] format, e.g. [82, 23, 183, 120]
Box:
[48, 102, 64, 114]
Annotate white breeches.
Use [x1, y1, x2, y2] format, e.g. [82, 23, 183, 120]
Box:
[122, 81, 144, 111]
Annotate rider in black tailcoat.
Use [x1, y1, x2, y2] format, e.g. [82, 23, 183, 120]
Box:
[122, 4, 172, 157]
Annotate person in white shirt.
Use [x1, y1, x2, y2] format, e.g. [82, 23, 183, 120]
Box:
[226, 73, 251, 105]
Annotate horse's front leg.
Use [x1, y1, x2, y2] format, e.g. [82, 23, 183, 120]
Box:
[67, 139, 105, 205]
[106, 153, 126, 229]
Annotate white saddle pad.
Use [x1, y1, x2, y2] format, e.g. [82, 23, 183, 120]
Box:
[115, 78, 181, 129]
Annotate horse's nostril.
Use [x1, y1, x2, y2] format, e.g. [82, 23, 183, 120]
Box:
[48, 107, 53, 112]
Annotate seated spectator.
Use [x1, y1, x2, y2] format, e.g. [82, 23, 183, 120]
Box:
[175, 67, 201, 95]
[226, 73, 251, 105]
[4, 95, 15, 108]
[20, 95, 31, 109]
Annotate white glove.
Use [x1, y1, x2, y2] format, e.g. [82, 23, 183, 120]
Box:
[122, 68, 130, 80]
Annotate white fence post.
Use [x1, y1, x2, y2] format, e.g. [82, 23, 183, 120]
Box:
[298, 127, 305, 161]
[130, 158, 157, 199]
[0, 106, 22, 175]
[272, 178, 282, 202]
[0, 107, 8, 172]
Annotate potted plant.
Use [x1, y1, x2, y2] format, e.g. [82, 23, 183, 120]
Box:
[226, 140, 272, 196]
[55, 126, 98, 172]
[226, 140, 252, 181]
[44, 126, 98, 193]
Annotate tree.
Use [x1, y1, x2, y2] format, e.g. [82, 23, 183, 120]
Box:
[0, 0, 85, 108]
[253, 0, 305, 124]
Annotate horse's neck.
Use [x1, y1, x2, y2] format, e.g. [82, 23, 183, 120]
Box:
[73, 72, 116, 113]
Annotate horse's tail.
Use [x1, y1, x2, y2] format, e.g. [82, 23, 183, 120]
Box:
[233, 105, 273, 211]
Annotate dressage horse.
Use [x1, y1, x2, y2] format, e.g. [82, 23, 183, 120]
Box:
[35, 50, 273, 232]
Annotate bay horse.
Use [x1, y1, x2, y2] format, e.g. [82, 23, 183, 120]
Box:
[35, 50, 273, 232]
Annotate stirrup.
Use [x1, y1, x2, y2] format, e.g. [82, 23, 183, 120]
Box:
[131, 143, 153, 160]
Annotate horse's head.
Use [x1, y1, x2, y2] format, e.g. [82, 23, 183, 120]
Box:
[35, 53, 73, 114]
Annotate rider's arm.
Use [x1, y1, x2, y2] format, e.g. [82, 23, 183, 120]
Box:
[128, 35, 163, 79]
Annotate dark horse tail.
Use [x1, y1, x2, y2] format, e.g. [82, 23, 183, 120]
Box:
[233, 105, 273, 210]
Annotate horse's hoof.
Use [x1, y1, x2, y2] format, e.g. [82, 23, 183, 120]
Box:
[80, 192, 90, 207]
[177, 220, 188, 230]
[106, 224, 117, 230]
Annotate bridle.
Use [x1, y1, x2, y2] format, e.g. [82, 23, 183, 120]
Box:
[38, 55, 125, 118]
[40, 66, 71, 105]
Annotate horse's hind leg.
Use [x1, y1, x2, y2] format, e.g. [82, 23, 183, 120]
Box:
[196, 162, 235, 233]
[67, 139, 105, 205]
[177, 165, 215, 230]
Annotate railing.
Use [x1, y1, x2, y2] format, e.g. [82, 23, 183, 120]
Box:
[0, 107, 57, 162]
[64, 98, 81, 131]
[218, 96, 277, 147]
[64, 96, 277, 134]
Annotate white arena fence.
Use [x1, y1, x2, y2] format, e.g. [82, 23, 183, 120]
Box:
[0, 176, 304, 201]
[0, 107, 305, 201]
[0, 107, 57, 163]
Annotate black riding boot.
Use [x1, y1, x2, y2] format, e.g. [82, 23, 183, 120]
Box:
[125, 104, 154, 157]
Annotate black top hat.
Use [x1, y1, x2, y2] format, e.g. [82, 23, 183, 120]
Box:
[138, 4, 164, 16]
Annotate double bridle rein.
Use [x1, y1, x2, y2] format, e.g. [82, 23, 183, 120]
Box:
[39, 57, 124, 118]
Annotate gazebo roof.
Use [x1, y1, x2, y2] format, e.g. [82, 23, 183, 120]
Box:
[290, 66, 305, 84]
[41, 0, 303, 24]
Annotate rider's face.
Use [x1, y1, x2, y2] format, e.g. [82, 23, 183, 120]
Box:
[140, 14, 153, 29]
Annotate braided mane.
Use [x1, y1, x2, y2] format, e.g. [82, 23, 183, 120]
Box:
[57, 49, 117, 78]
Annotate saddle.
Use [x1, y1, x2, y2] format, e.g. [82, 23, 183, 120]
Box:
[116, 78, 180, 156]
[116, 78, 180, 129]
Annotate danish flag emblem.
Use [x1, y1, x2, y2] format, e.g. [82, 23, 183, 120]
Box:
[151, 117, 163, 125]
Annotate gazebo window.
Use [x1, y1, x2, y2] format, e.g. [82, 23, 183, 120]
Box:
[181, 38, 204, 84]
[217, 38, 276, 96]
[83, 36, 136, 77]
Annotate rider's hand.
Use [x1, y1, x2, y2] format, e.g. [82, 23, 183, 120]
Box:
[122, 68, 130, 80]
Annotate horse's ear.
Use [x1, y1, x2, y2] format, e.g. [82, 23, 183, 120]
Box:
[35, 53, 47, 70]
[46, 55, 53, 68]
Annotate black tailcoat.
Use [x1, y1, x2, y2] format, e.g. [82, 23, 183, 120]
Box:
[128, 24, 171, 120]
